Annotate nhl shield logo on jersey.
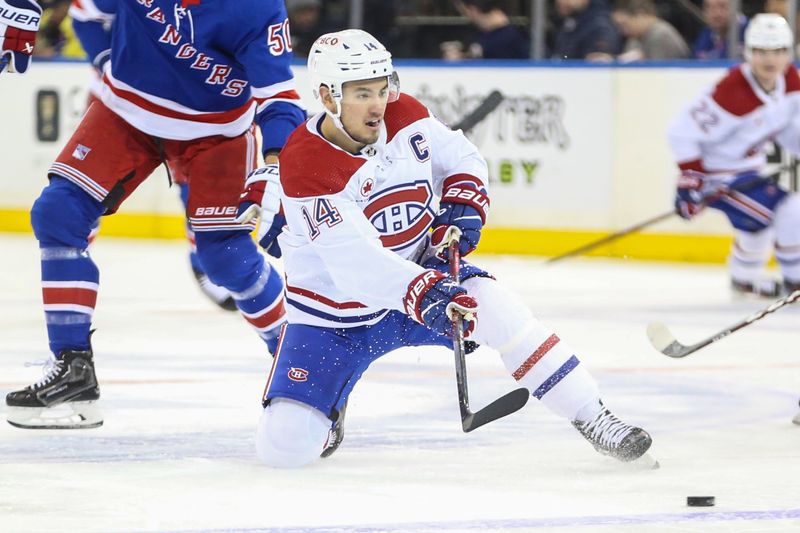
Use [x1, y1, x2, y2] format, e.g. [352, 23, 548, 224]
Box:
[287, 367, 309, 382]
[363, 181, 435, 251]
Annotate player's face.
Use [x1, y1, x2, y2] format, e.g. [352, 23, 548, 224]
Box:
[339, 77, 390, 146]
[749, 48, 790, 85]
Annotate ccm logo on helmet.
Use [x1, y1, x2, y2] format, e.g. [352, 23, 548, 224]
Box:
[317, 36, 339, 45]
[288, 367, 309, 382]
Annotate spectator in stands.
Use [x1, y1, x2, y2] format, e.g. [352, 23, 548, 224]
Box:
[363, 0, 399, 53]
[612, 0, 690, 61]
[551, 0, 621, 61]
[441, 0, 530, 60]
[692, 0, 747, 59]
[286, 0, 339, 59]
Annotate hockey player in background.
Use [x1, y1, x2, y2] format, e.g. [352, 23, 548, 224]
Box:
[5, 0, 305, 429]
[252, 29, 653, 467]
[69, 0, 237, 311]
[668, 13, 800, 299]
[0, 0, 41, 73]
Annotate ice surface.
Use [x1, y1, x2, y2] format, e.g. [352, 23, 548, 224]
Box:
[1, 234, 798, 533]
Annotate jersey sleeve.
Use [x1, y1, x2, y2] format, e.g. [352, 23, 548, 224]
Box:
[667, 91, 742, 172]
[773, 69, 800, 157]
[428, 116, 489, 194]
[69, 0, 115, 71]
[282, 185, 426, 312]
[234, 0, 305, 156]
[773, 110, 800, 157]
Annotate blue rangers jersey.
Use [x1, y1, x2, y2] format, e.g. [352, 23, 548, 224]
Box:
[69, 0, 304, 149]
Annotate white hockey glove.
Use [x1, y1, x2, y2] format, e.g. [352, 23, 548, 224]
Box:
[0, 0, 41, 74]
[236, 164, 285, 258]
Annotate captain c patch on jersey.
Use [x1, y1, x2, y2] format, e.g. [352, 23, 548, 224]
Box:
[363, 180, 435, 251]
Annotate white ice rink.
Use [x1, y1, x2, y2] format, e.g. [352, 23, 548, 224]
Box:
[0, 233, 798, 533]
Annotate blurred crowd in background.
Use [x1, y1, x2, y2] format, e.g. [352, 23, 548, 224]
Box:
[33, 0, 798, 62]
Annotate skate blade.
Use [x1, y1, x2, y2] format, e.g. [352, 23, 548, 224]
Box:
[793, 413, 800, 426]
[6, 401, 103, 430]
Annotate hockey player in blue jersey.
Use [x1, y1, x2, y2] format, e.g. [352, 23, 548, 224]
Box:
[6, 0, 306, 429]
[69, 0, 238, 311]
[253, 29, 654, 467]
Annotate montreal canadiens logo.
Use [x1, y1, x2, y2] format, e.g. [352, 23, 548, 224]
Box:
[363, 181, 435, 251]
[288, 367, 309, 382]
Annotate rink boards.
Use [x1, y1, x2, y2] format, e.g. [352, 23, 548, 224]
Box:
[2, 60, 790, 262]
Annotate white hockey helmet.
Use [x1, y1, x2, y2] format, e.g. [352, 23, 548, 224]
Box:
[307, 29, 400, 121]
[745, 13, 793, 54]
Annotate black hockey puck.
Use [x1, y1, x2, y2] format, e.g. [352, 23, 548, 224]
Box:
[687, 496, 715, 507]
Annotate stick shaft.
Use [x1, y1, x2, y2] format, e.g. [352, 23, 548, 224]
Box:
[547, 174, 777, 265]
[546, 210, 675, 265]
[448, 239, 471, 420]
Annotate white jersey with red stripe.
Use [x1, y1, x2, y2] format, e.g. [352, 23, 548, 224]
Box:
[69, 0, 303, 141]
[277, 94, 488, 328]
[668, 63, 800, 178]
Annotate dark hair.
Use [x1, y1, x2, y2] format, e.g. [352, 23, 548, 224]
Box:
[613, 0, 657, 16]
[460, 0, 508, 14]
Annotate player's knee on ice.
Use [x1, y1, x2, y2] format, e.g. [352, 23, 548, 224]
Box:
[31, 177, 104, 248]
[256, 398, 330, 468]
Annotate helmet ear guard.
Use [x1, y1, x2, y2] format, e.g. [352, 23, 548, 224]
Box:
[387, 70, 401, 103]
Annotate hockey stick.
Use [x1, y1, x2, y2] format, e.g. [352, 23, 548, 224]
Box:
[452, 90, 504, 133]
[446, 227, 530, 432]
[647, 289, 800, 358]
[545, 174, 777, 265]
[545, 209, 675, 265]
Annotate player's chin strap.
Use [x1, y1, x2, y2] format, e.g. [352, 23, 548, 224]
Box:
[325, 102, 364, 148]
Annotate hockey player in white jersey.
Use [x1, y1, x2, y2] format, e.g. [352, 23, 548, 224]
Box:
[668, 13, 800, 298]
[253, 29, 654, 467]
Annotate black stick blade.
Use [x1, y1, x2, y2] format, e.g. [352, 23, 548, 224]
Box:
[453, 90, 504, 133]
[462, 387, 529, 433]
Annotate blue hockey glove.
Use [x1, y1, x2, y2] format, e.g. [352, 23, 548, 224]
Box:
[236, 164, 284, 258]
[257, 211, 285, 258]
[430, 179, 490, 258]
[403, 270, 478, 338]
[0, 0, 41, 74]
[674, 170, 725, 220]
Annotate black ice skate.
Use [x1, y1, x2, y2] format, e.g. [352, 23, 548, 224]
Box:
[321, 401, 347, 458]
[793, 398, 800, 426]
[192, 267, 237, 311]
[572, 403, 652, 462]
[731, 278, 781, 298]
[6, 347, 102, 429]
